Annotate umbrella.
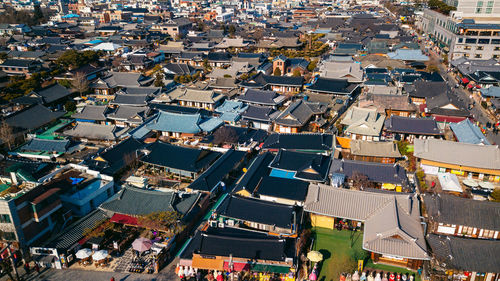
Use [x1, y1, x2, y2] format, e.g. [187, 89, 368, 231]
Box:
[309, 272, 317, 281]
[307, 251, 323, 262]
[479, 181, 495, 190]
[132, 237, 153, 252]
[75, 248, 92, 259]
[463, 179, 479, 187]
[92, 250, 108, 261]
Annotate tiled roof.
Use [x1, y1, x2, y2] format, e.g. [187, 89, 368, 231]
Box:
[262, 133, 334, 152]
[329, 159, 409, 187]
[45, 209, 109, 250]
[217, 195, 296, 229]
[188, 149, 246, 192]
[413, 139, 500, 170]
[423, 193, 500, 231]
[384, 116, 442, 135]
[21, 138, 71, 153]
[100, 186, 201, 216]
[449, 119, 490, 145]
[307, 77, 358, 95]
[146, 111, 202, 134]
[427, 234, 500, 273]
[305, 184, 427, 259]
[140, 142, 221, 173]
[72, 105, 108, 121]
[5, 104, 65, 130]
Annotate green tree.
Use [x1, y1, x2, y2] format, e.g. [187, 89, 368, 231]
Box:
[273, 67, 282, 76]
[491, 188, 500, 202]
[0, 53, 7, 62]
[228, 25, 236, 36]
[33, 4, 44, 24]
[65, 101, 76, 112]
[152, 64, 162, 74]
[307, 60, 318, 72]
[56, 50, 100, 70]
[292, 69, 301, 77]
[154, 72, 165, 87]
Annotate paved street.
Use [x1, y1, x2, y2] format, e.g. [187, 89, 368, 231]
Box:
[428, 48, 496, 126]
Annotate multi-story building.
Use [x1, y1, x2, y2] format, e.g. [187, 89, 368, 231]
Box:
[444, 0, 500, 22]
[0, 164, 114, 250]
[419, 9, 500, 60]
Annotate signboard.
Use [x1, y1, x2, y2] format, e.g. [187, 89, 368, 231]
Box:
[357, 260, 363, 273]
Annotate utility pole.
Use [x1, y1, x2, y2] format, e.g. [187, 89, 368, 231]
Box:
[6, 245, 20, 281]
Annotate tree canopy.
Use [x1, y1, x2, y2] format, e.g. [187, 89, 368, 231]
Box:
[56, 50, 101, 70]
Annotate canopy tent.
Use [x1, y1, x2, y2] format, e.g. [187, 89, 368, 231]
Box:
[463, 179, 479, 187]
[92, 250, 108, 261]
[437, 173, 462, 193]
[478, 181, 495, 190]
[132, 237, 153, 252]
[90, 42, 122, 52]
[75, 248, 92, 259]
[307, 251, 323, 262]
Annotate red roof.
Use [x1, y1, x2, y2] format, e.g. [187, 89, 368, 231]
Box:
[432, 115, 467, 123]
[110, 213, 138, 226]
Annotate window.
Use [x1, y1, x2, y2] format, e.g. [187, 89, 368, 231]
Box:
[492, 39, 500, 44]
[1, 232, 15, 240]
[495, 46, 500, 50]
[465, 45, 472, 50]
[476, 0, 484, 13]
[475, 54, 483, 58]
[0, 214, 11, 223]
[480, 31, 492, 36]
[493, 54, 499, 59]
[478, 39, 490, 44]
[486, 7, 493, 13]
[457, 37, 464, 43]
[477, 46, 484, 50]
[465, 38, 478, 44]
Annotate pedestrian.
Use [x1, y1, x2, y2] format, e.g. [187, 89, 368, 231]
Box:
[24, 262, 30, 274]
[111, 277, 115, 281]
[34, 263, 40, 274]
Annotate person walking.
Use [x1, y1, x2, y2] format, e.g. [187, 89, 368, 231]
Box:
[23, 262, 30, 274]
[34, 263, 40, 274]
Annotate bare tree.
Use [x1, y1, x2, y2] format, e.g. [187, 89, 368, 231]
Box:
[349, 171, 374, 190]
[213, 126, 238, 145]
[0, 121, 14, 150]
[71, 72, 89, 97]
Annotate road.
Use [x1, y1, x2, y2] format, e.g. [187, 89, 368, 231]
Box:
[1, 257, 179, 281]
[425, 40, 496, 127]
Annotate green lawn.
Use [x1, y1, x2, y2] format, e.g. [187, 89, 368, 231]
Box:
[311, 227, 364, 281]
[311, 228, 421, 281]
[364, 261, 421, 281]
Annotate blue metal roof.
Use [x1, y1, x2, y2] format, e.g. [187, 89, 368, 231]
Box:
[146, 111, 202, 134]
[199, 117, 224, 133]
[449, 119, 490, 145]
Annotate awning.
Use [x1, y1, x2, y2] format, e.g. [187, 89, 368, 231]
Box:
[461, 78, 470, 84]
[476, 85, 482, 89]
[467, 84, 474, 89]
[251, 264, 290, 274]
[110, 213, 138, 226]
[382, 183, 396, 190]
[224, 261, 250, 271]
[192, 256, 224, 270]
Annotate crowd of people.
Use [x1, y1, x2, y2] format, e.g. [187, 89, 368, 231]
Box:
[340, 271, 417, 281]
